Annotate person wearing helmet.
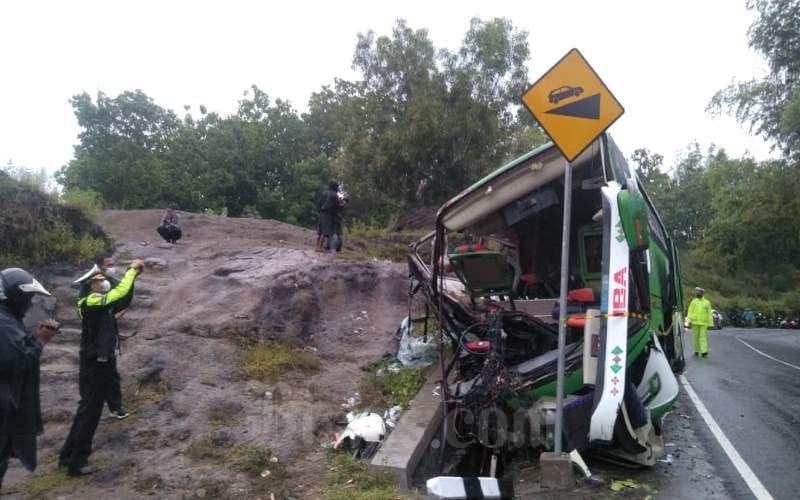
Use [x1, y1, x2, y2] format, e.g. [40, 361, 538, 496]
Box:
[0, 267, 59, 492]
[59, 259, 144, 477]
[74, 256, 129, 420]
[687, 286, 713, 357]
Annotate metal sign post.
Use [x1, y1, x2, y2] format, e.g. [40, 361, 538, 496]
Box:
[521, 48, 625, 458]
[554, 158, 572, 454]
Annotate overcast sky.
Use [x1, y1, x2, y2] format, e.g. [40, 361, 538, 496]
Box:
[0, 0, 775, 177]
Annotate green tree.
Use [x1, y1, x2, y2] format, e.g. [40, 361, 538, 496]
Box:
[322, 17, 540, 222]
[57, 90, 179, 208]
[709, 0, 800, 158]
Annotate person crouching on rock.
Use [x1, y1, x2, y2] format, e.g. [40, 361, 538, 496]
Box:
[0, 268, 59, 493]
[157, 207, 182, 244]
[59, 259, 144, 477]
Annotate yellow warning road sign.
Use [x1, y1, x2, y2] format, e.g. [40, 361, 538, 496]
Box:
[522, 48, 624, 161]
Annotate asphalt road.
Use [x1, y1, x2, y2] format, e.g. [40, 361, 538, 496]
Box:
[683, 327, 800, 500]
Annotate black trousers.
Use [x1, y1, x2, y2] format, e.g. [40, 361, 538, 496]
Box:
[324, 220, 343, 252]
[156, 225, 182, 242]
[60, 357, 113, 472]
[106, 356, 122, 413]
[0, 437, 9, 493]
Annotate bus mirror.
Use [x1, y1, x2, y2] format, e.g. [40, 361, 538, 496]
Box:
[617, 190, 650, 250]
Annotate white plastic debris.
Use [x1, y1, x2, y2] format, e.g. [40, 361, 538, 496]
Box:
[334, 411, 386, 447]
[396, 317, 438, 368]
[383, 405, 402, 428]
[341, 392, 362, 410]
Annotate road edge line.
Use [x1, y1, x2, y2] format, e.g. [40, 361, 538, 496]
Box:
[678, 374, 774, 500]
[737, 337, 800, 372]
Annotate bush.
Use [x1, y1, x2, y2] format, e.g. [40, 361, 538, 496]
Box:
[0, 173, 110, 269]
[61, 189, 104, 219]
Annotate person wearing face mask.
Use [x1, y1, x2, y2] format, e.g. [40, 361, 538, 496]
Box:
[687, 286, 713, 358]
[59, 259, 144, 477]
[0, 267, 59, 493]
[75, 256, 129, 419]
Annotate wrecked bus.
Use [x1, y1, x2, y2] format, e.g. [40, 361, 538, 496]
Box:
[407, 133, 686, 475]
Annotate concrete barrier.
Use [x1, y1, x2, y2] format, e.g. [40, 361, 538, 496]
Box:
[369, 370, 443, 488]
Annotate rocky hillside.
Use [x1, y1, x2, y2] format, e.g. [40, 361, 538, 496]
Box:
[6, 210, 409, 499]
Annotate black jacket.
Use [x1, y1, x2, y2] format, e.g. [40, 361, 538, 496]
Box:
[78, 268, 138, 360]
[318, 189, 340, 213]
[0, 303, 43, 469]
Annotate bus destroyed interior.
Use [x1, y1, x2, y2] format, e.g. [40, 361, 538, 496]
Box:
[407, 134, 686, 482]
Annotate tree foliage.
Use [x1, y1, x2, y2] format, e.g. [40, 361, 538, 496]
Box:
[56, 18, 545, 225]
[709, 0, 800, 158]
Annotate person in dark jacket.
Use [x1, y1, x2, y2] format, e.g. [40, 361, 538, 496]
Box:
[156, 207, 182, 244]
[316, 181, 348, 253]
[316, 181, 339, 252]
[59, 260, 143, 476]
[0, 267, 59, 492]
[75, 256, 129, 419]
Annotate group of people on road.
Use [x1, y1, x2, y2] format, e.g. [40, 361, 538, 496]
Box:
[0, 257, 145, 488]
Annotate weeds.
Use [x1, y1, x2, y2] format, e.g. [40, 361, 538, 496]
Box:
[341, 226, 429, 263]
[326, 451, 401, 500]
[361, 360, 432, 410]
[130, 473, 164, 493]
[187, 439, 288, 497]
[8, 468, 83, 499]
[124, 376, 171, 418]
[239, 341, 321, 382]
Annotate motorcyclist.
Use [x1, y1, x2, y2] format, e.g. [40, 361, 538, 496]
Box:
[0, 268, 59, 492]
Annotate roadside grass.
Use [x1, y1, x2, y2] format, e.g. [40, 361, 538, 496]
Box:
[239, 341, 321, 382]
[123, 376, 171, 419]
[186, 439, 288, 496]
[341, 225, 429, 263]
[8, 468, 84, 499]
[325, 451, 402, 500]
[360, 359, 433, 410]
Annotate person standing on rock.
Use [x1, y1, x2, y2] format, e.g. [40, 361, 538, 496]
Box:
[59, 259, 144, 477]
[330, 184, 349, 253]
[687, 286, 713, 358]
[316, 181, 340, 253]
[157, 207, 182, 244]
[316, 181, 349, 253]
[0, 267, 59, 492]
[75, 256, 129, 420]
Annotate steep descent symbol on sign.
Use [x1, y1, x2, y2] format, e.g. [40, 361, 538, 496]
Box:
[545, 93, 601, 120]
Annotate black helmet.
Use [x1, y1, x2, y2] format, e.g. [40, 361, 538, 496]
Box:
[0, 267, 51, 319]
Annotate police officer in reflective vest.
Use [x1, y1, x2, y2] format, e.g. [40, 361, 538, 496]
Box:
[687, 286, 713, 358]
[59, 259, 143, 476]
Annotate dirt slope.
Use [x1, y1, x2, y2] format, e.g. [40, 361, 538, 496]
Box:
[7, 210, 408, 499]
